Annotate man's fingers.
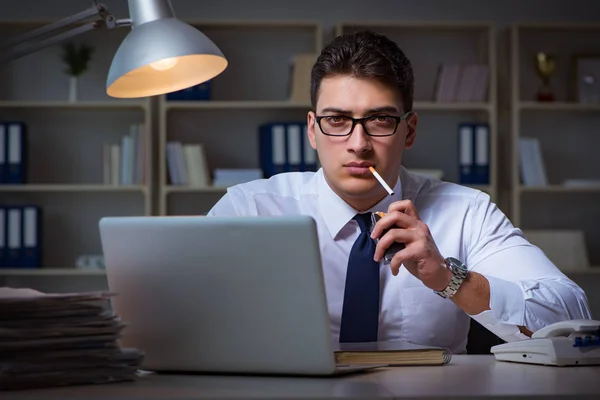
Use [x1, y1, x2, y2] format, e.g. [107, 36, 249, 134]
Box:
[374, 228, 416, 262]
[370, 211, 417, 240]
[388, 247, 417, 276]
[387, 200, 420, 219]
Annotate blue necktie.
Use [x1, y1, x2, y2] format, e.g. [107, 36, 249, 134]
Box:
[339, 213, 380, 343]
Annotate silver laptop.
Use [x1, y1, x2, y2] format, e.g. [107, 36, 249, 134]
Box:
[99, 215, 379, 376]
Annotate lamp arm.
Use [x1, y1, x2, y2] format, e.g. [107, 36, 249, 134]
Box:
[0, 2, 132, 65]
[2, 22, 100, 64]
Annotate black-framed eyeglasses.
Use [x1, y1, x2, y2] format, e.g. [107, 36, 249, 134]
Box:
[315, 111, 412, 137]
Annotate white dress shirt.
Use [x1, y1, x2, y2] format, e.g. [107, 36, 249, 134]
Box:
[206, 166, 591, 353]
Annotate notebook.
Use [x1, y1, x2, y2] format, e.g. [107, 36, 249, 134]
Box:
[334, 340, 452, 366]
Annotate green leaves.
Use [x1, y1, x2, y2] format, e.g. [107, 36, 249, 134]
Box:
[61, 42, 94, 76]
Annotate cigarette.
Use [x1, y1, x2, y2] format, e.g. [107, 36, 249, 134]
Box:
[369, 166, 394, 195]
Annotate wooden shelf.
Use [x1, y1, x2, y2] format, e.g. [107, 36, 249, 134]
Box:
[414, 102, 492, 111]
[337, 21, 493, 30]
[519, 102, 600, 112]
[0, 16, 154, 284]
[0, 184, 148, 193]
[0, 101, 148, 110]
[183, 19, 321, 28]
[519, 185, 600, 193]
[164, 100, 312, 110]
[157, 20, 324, 216]
[162, 100, 492, 112]
[510, 24, 600, 233]
[0, 268, 106, 276]
[513, 23, 600, 31]
[159, 20, 499, 216]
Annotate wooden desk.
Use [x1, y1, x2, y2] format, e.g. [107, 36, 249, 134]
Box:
[6, 355, 600, 399]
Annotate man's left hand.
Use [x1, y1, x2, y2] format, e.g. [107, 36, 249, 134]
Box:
[370, 200, 452, 291]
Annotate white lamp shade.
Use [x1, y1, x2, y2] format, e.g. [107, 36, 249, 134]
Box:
[106, 18, 227, 98]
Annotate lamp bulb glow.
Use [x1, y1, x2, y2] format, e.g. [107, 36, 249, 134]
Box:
[149, 57, 179, 71]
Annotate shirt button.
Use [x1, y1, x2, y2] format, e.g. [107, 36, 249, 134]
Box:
[501, 313, 509, 322]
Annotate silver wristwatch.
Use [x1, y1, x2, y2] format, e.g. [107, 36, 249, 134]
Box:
[434, 257, 469, 299]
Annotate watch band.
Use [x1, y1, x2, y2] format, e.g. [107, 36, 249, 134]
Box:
[434, 257, 469, 299]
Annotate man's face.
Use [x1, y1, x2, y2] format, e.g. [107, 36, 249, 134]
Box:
[307, 75, 417, 211]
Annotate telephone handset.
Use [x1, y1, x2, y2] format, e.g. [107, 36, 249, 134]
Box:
[532, 319, 600, 340]
[491, 319, 600, 366]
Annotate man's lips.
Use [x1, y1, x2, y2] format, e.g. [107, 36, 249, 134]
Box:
[344, 162, 374, 168]
[344, 162, 375, 176]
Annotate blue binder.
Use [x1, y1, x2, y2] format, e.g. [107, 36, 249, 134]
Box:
[166, 81, 212, 101]
[300, 123, 318, 172]
[0, 123, 6, 184]
[286, 123, 303, 172]
[259, 122, 319, 177]
[5, 206, 22, 267]
[259, 123, 287, 178]
[21, 205, 42, 268]
[458, 123, 475, 184]
[473, 123, 490, 185]
[0, 206, 5, 268]
[3, 205, 42, 268]
[6, 121, 27, 184]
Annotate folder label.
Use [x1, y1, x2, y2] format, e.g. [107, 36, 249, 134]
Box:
[24, 208, 37, 248]
[8, 208, 21, 250]
[458, 124, 474, 184]
[8, 124, 22, 165]
[287, 124, 302, 171]
[475, 125, 489, 165]
[272, 125, 286, 166]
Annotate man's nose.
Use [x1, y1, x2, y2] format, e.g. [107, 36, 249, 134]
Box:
[346, 122, 371, 153]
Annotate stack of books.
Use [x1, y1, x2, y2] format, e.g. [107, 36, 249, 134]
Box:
[433, 63, 489, 102]
[102, 123, 148, 186]
[0, 288, 143, 390]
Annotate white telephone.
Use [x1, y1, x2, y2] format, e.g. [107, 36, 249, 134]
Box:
[490, 319, 600, 366]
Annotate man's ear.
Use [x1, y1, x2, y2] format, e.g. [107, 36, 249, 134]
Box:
[404, 111, 418, 150]
[307, 111, 317, 150]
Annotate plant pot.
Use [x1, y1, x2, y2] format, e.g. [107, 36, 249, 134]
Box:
[68, 76, 78, 102]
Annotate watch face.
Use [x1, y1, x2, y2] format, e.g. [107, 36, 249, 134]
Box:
[435, 258, 468, 299]
[447, 257, 467, 272]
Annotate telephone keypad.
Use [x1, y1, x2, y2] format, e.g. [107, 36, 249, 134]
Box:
[573, 335, 600, 347]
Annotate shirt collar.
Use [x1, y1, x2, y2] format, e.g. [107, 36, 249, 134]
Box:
[316, 168, 404, 239]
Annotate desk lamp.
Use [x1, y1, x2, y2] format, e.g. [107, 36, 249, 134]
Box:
[0, 0, 228, 98]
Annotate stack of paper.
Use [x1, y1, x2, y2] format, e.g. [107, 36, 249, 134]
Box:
[0, 287, 143, 391]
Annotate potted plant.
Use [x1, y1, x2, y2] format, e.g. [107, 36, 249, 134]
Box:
[61, 41, 94, 102]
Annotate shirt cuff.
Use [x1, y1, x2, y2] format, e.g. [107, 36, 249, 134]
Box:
[469, 274, 530, 343]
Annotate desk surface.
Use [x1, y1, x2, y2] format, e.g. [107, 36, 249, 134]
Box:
[7, 355, 600, 400]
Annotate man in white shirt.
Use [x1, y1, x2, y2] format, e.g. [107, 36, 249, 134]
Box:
[207, 31, 591, 354]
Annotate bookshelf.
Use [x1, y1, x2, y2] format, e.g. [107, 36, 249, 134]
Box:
[4, 16, 599, 298]
[336, 21, 498, 202]
[510, 23, 600, 267]
[0, 20, 152, 288]
[158, 20, 322, 216]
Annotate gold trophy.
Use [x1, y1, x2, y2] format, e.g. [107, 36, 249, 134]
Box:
[535, 52, 556, 102]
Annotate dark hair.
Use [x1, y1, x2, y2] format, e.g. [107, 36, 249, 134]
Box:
[310, 31, 414, 112]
